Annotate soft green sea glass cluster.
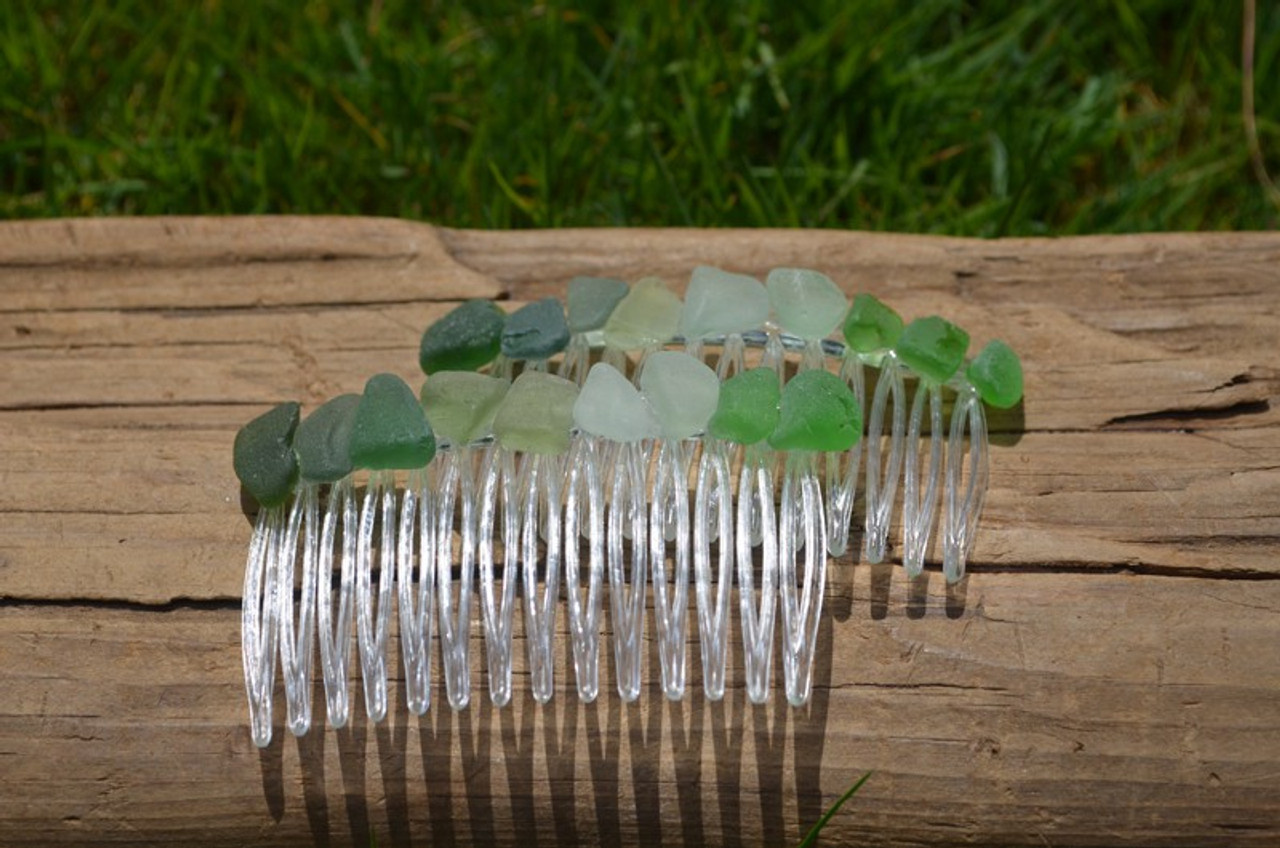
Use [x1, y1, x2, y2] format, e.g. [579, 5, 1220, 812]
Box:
[234, 266, 1022, 508]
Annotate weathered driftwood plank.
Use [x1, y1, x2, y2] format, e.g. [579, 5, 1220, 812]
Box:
[0, 217, 1278, 846]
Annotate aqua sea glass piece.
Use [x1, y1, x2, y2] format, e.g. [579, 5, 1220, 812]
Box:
[501, 298, 570, 360]
[967, 339, 1024, 408]
[349, 373, 437, 470]
[765, 268, 848, 340]
[572, 362, 661, 442]
[295, 393, 360, 483]
[492, 371, 579, 454]
[234, 401, 301, 507]
[768, 370, 861, 452]
[680, 266, 769, 339]
[843, 293, 904, 353]
[602, 277, 682, 349]
[707, 367, 780, 445]
[419, 299, 506, 374]
[568, 276, 629, 333]
[420, 371, 509, 446]
[895, 316, 970, 384]
[638, 350, 720, 439]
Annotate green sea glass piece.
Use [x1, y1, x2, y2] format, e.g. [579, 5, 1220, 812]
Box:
[966, 340, 1024, 408]
[420, 371, 508, 446]
[501, 298, 570, 360]
[707, 367, 780, 445]
[765, 268, 848, 340]
[233, 401, 301, 508]
[768, 370, 861, 452]
[894, 316, 970, 384]
[638, 350, 720, 439]
[295, 394, 360, 484]
[492, 371, 579, 454]
[350, 374, 437, 470]
[419, 299, 506, 374]
[602, 277, 682, 349]
[573, 362, 662, 442]
[680, 266, 769, 339]
[568, 276, 629, 333]
[842, 293, 904, 353]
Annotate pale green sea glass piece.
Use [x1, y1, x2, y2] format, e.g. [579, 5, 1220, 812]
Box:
[492, 371, 579, 454]
[602, 277, 682, 349]
[420, 371, 508, 446]
[707, 367, 780, 445]
[765, 268, 848, 340]
[842, 293, 904, 353]
[568, 276, 629, 333]
[234, 401, 301, 508]
[895, 316, 970, 384]
[295, 393, 360, 484]
[966, 339, 1023, 408]
[350, 373, 437, 470]
[572, 362, 661, 442]
[768, 370, 861, 452]
[638, 350, 720, 439]
[679, 266, 769, 339]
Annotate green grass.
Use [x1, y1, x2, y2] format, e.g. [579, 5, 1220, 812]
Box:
[3, 0, 1277, 233]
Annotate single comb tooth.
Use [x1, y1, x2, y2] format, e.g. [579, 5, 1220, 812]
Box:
[608, 439, 650, 702]
[779, 452, 827, 707]
[825, 351, 866, 558]
[355, 470, 396, 722]
[478, 447, 517, 707]
[737, 445, 779, 705]
[279, 484, 317, 737]
[943, 386, 989, 583]
[564, 435, 605, 703]
[650, 438, 692, 701]
[241, 503, 282, 748]
[316, 478, 356, 728]
[694, 439, 734, 701]
[864, 353, 906, 564]
[901, 382, 945, 578]
[520, 450, 564, 704]
[397, 467, 435, 716]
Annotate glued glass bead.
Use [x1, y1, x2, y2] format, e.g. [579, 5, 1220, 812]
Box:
[568, 276, 629, 333]
[419, 299, 506, 374]
[707, 367, 780, 445]
[602, 277, 682, 349]
[573, 362, 661, 442]
[680, 266, 769, 339]
[501, 298, 570, 360]
[895, 316, 970, 385]
[843, 293, 904, 353]
[638, 350, 720, 439]
[768, 370, 861, 452]
[492, 371, 579, 455]
[766, 268, 848, 340]
[967, 339, 1023, 408]
[349, 373, 437, 470]
[420, 371, 508, 446]
[233, 401, 301, 507]
[295, 393, 360, 484]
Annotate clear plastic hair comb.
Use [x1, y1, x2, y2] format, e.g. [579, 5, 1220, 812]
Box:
[235, 266, 1024, 747]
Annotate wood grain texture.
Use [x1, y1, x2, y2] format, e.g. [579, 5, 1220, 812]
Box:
[0, 216, 1277, 846]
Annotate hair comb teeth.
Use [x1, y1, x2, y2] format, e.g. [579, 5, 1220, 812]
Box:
[236, 265, 1024, 747]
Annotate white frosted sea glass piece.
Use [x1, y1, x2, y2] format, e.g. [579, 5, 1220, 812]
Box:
[573, 362, 662, 442]
[638, 350, 720, 440]
[766, 267, 848, 340]
[680, 266, 769, 339]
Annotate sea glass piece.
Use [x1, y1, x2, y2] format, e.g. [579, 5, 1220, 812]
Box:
[573, 362, 661, 442]
[492, 371, 579, 454]
[419, 299, 506, 374]
[842, 293, 904, 353]
[295, 393, 360, 483]
[349, 373, 437, 470]
[568, 276, 629, 333]
[765, 268, 848, 340]
[680, 266, 769, 339]
[233, 401, 300, 507]
[420, 371, 508, 446]
[768, 369, 861, 452]
[639, 350, 720, 439]
[707, 367, 780, 445]
[895, 316, 970, 384]
[602, 277, 682, 349]
[967, 339, 1023, 408]
[501, 298, 570, 360]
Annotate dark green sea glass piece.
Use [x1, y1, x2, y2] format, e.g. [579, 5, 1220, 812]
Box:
[842, 293, 904, 353]
[233, 401, 301, 508]
[419, 300, 506, 374]
[967, 340, 1024, 408]
[767, 370, 861, 452]
[707, 367, 780, 445]
[894, 316, 970, 384]
[568, 276, 629, 333]
[349, 374, 437, 470]
[294, 394, 360, 483]
[501, 298, 570, 360]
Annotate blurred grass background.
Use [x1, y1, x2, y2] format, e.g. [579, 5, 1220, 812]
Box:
[2, 0, 1277, 234]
